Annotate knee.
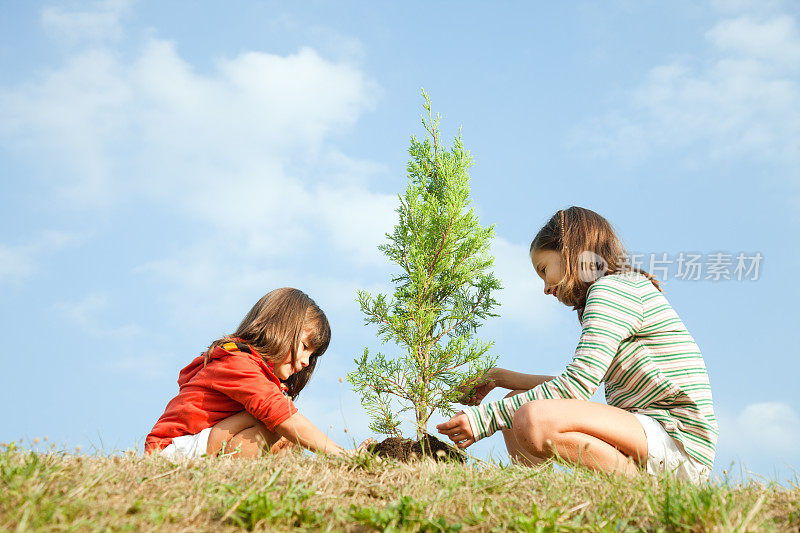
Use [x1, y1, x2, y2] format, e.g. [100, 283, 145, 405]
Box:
[208, 411, 261, 456]
[512, 402, 559, 454]
[242, 421, 270, 445]
[212, 411, 260, 436]
[228, 411, 260, 428]
[501, 391, 530, 436]
[253, 421, 270, 443]
[229, 423, 271, 458]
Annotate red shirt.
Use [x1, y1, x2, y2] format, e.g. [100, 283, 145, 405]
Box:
[145, 341, 297, 453]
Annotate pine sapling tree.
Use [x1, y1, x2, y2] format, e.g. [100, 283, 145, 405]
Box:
[348, 90, 501, 442]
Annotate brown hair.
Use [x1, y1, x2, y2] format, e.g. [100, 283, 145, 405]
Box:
[530, 206, 662, 314]
[207, 287, 331, 399]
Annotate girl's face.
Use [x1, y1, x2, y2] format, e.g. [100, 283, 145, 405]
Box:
[273, 328, 314, 380]
[531, 248, 566, 303]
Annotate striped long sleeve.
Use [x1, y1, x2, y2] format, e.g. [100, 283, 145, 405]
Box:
[463, 274, 643, 438]
[462, 272, 718, 469]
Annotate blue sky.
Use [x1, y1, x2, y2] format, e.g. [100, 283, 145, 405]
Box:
[1, 0, 798, 482]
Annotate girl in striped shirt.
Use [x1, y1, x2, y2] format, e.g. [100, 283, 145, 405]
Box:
[436, 207, 718, 482]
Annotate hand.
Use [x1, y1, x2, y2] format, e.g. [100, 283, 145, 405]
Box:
[357, 438, 375, 451]
[268, 436, 295, 454]
[343, 438, 375, 456]
[436, 412, 475, 449]
[457, 369, 498, 405]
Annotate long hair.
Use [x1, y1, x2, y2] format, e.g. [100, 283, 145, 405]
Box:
[207, 287, 331, 399]
[530, 206, 662, 314]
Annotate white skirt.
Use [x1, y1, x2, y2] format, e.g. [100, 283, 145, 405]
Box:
[632, 413, 710, 483]
[159, 427, 212, 459]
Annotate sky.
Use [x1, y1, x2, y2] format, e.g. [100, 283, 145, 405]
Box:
[1, 0, 798, 483]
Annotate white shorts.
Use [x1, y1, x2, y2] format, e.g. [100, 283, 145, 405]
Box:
[633, 413, 710, 483]
[159, 427, 212, 459]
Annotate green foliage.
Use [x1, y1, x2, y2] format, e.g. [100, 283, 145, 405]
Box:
[348, 89, 501, 438]
[652, 476, 739, 531]
[339, 445, 383, 472]
[349, 495, 462, 532]
[1, 446, 798, 531]
[223, 468, 325, 530]
[0, 442, 62, 529]
[507, 502, 566, 532]
[1, 442, 46, 490]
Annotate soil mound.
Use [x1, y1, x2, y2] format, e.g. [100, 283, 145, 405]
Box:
[369, 434, 465, 463]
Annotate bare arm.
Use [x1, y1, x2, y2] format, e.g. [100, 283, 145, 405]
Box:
[492, 368, 556, 391]
[274, 413, 345, 456]
[458, 367, 557, 406]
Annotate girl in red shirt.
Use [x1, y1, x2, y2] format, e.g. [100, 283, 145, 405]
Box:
[146, 287, 369, 458]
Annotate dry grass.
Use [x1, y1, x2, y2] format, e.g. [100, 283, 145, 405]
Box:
[1, 441, 798, 531]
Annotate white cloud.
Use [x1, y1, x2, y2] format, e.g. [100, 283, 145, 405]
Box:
[0, 4, 393, 305]
[491, 237, 562, 326]
[0, 231, 86, 285]
[315, 183, 398, 265]
[0, 48, 131, 202]
[2, 3, 547, 415]
[50, 292, 178, 379]
[708, 15, 800, 66]
[0, 244, 35, 283]
[41, 0, 132, 46]
[709, 0, 790, 16]
[262, 13, 368, 67]
[721, 401, 800, 457]
[134, 244, 292, 327]
[52, 292, 143, 339]
[576, 10, 800, 167]
[131, 41, 376, 161]
[1, 39, 379, 207]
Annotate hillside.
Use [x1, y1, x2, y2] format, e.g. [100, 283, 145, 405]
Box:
[1, 442, 797, 531]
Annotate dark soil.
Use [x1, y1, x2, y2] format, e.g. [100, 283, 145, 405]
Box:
[369, 434, 466, 463]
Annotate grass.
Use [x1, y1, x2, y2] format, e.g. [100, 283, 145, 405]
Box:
[1, 441, 798, 531]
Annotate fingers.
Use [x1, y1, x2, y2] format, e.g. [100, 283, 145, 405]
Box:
[269, 437, 294, 454]
[436, 413, 475, 450]
[437, 421, 466, 436]
[458, 384, 491, 405]
[455, 391, 474, 405]
[455, 377, 488, 404]
[458, 392, 478, 405]
[462, 395, 480, 406]
[442, 430, 474, 449]
[445, 415, 474, 445]
[357, 438, 375, 450]
[435, 419, 459, 432]
[455, 438, 475, 449]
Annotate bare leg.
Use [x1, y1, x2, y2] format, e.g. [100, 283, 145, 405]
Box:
[207, 411, 284, 458]
[501, 390, 545, 466]
[511, 399, 648, 478]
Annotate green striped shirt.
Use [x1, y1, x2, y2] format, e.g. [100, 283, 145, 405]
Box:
[463, 272, 718, 469]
